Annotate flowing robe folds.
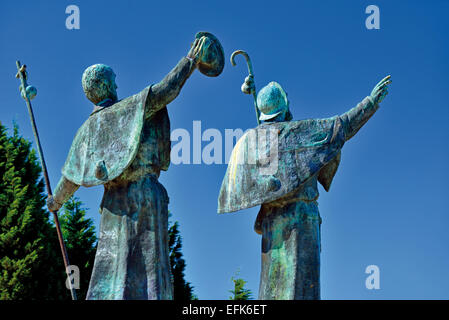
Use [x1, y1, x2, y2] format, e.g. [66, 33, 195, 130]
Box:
[55, 57, 196, 300]
[218, 96, 379, 299]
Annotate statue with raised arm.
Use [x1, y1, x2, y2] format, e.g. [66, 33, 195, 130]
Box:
[218, 71, 391, 299]
[46, 32, 224, 300]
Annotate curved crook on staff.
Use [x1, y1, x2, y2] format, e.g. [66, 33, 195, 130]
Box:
[230, 50, 260, 125]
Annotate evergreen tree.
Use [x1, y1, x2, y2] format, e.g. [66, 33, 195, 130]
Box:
[168, 216, 196, 300]
[0, 122, 68, 300]
[229, 272, 252, 300]
[59, 196, 97, 300]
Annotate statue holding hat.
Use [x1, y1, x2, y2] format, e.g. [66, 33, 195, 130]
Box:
[218, 58, 391, 299]
[46, 32, 224, 300]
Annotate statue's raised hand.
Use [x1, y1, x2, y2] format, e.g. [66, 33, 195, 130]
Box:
[370, 75, 391, 105]
[241, 75, 255, 94]
[187, 36, 208, 64]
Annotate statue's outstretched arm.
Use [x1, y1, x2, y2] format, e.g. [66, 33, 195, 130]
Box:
[147, 57, 196, 115]
[46, 176, 80, 212]
[145, 37, 208, 117]
[339, 96, 378, 141]
[339, 75, 391, 141]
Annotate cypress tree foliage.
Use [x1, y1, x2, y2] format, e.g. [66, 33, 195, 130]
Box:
[229, 272, 253, 300]
[0, 122, 68, 300]
[168, 216, 196, 300]
[59, 196, 97, 300]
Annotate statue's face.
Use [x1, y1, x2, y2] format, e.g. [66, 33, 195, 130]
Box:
[106, 74, 118, 103]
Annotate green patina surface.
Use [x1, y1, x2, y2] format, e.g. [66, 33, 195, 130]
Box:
[219, 75, 390, 300]
[51, 32, 226, 300]
[217, 115, 345, 214]
[62, 88, 147, 187]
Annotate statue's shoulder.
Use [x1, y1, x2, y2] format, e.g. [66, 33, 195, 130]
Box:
[92, 88, 149, 116]
[218, 117, 345, 213]
[62, 89, 149, 187]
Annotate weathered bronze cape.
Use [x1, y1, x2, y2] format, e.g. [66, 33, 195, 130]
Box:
[218, 116, 344, 214]
[62, 87, 152, 187]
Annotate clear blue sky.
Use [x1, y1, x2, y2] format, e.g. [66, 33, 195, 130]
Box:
[1, 0, 448, 299]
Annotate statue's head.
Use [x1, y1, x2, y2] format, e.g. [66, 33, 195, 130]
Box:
[82, 64, 118, 106]
[257, 81, 292, 123]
